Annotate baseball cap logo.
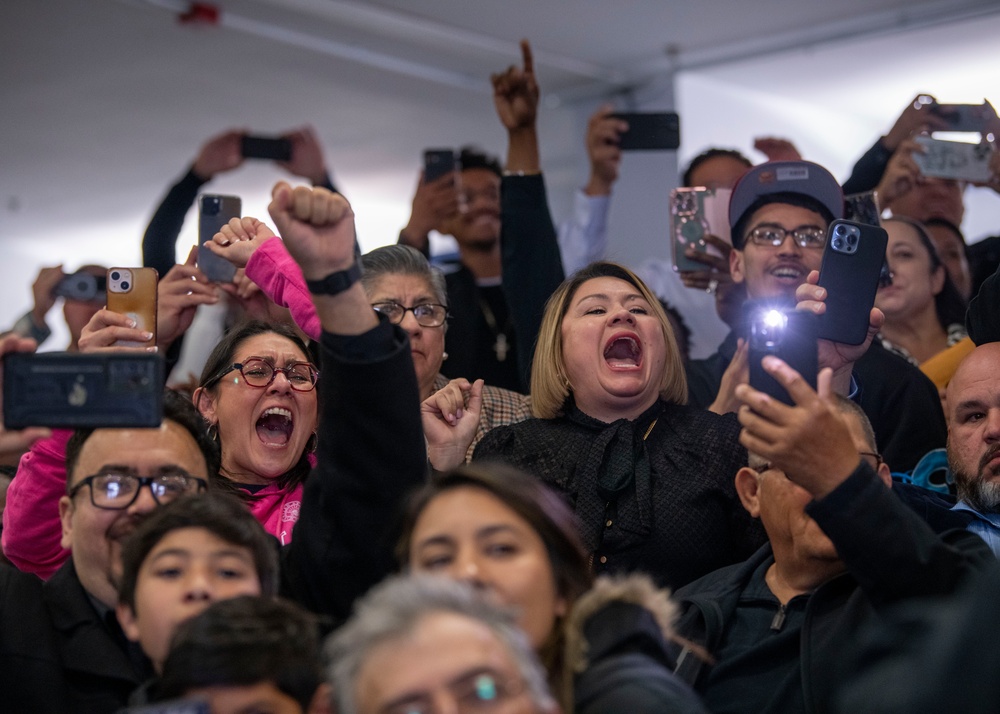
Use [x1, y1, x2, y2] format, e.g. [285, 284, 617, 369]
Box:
[758, 170, 775, 185]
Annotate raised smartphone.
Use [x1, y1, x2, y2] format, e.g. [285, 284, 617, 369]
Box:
[816, 220, 889, 345]
[198, 194, 241, 283]
[930, 102, 995, 133]
[746, 302, 818, 406]
[4, 352, 164, 429]
[611, 112, 680, 151]
[241, 135, 292, 161]
[913, 136, 994, 183]
[106, 267, 158, 348]
[54, 272, 106, 302]
[423, 148, 457, 182]
[669, 187, 731, 272]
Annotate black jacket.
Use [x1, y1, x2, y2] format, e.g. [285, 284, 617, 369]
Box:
[670, 464, 992, 714]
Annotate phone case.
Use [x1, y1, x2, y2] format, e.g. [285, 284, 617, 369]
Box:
[423, 149, 457, 182]
[913, 136, 993, 183]
[240, 135, 292, 161]
[107, 267, 158, 347]
[3, 352, 164, 429]
[816, 220, 889, 345]
[746, 303, 818, 406]
[670, 187, 731, 272]
[611, 112, 680, 151]
[198, 194, 241, 283]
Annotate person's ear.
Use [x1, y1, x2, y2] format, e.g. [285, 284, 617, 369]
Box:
[876, 460, 893, 488]
[193, 386, 217, 424]
[930, 265, 946, 296]
[58, 494, 75, 550]
[307, 683, 335, 714]
[735, 466, 762, 517]
[730, 248, 746, 285]
[115, 602, 141, 643]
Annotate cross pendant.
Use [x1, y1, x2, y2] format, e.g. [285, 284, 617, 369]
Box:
[493, 333, 509, 362]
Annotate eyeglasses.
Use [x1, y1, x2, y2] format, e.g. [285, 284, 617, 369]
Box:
[372, 302, 449, 328]
[746, 225, 827, 249]
[858, 451, 884, 470]
[381, 670, 525, 714]
[206, 358, 319, 392]
[69, 470, 208, 510]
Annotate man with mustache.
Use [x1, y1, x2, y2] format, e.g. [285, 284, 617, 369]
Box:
[685, 160, 947, 472]
[947, 342, 1000, 555]
[0, 387, 217, 712]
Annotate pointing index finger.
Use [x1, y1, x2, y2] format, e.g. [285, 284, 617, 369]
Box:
[520, 39, 534, 75]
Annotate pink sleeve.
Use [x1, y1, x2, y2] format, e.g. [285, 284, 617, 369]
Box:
[245, 237, 322, 341]
[1, 429, 73, 579]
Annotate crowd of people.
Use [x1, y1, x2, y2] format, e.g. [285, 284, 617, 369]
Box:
[1, 38, 1000, 714]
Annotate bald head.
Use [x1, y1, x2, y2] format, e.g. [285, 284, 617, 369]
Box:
[946, 343, 1000, 512]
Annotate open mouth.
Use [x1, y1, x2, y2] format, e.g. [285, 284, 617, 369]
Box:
[256, 407, 293, 447]
[770, 265, 805, 282]
[604, 335, 642, 368]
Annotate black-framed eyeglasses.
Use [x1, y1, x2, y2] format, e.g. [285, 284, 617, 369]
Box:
[746, 224, 827, 249]
[858, 451, 884, 470]
[372, 301, 449, 327]
[68, 470, 208, 510]
[206, 358, 319, 392]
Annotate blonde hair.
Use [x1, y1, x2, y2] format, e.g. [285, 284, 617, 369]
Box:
[530, 262, 688, 418]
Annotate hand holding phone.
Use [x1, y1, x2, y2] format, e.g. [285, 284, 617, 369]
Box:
[670, 187, 731, 272]
[106, 268, 158, 348]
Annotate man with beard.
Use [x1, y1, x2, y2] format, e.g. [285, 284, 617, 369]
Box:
[947, 342, 1000, 555]
[0, 388, 217, 712]
[398, 41, 564, 392]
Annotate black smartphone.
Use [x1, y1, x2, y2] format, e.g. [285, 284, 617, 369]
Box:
[930, 102, 994, 133]
[198, 194, 241, 283]
[611, 112, 680, 151]
[423, 148, 457, 182]
[240, 135, 292, 161]
[746, 302, 818, 406]
[4, 352, 164, 429]
[816, 219, 889, 345]
[54, 272, 106, 302]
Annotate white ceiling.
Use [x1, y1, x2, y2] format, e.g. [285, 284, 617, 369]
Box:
[4, 0, 1000, 348]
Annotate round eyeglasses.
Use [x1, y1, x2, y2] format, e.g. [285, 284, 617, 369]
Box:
[206, 358, 319, 392]
[68, 470, 208, 510]
[746, 225, 827, 249]
[372, 301, 449, 327]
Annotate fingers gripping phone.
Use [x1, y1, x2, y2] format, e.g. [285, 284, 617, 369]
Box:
[107, 267, 158, 348]
[746, 303, 818, 406]
[198, 194, 241, 283]
[816, 220, 889, 345]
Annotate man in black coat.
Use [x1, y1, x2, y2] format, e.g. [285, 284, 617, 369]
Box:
[671, 358, 991, 714]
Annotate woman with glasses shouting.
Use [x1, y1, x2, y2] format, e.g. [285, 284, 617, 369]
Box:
[201, 218, 534, 469]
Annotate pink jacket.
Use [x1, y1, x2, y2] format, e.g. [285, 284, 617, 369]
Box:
[2, 430, 303, 579]
[245, 237, 322, 340]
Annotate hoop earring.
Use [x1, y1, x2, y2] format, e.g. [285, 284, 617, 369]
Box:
[207, 423, 219, 443]
[307, 432, 318, 454]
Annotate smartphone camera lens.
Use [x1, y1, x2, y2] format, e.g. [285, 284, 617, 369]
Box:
[832, 238, 843, 250]
[847, 233, 858, 245]
[111, 271, 121, 281]
[121, 281, 130, 291]
[834, 225, 847, 238]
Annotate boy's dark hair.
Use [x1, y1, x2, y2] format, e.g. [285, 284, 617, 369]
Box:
[156, 595, 321, 710]
[682, 147, 752, 188]
[458, 146, 502, 177]
[117, 493, 279, 610]
[65, 389, 218, 491]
